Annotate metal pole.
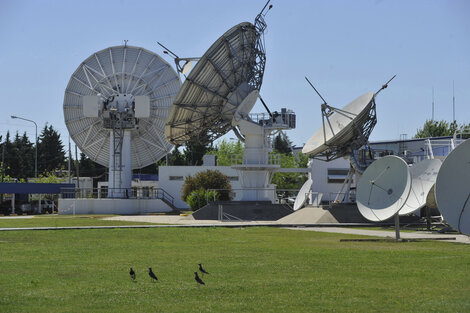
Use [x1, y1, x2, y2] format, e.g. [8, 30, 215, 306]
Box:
[75, 145, 80, 189]
[68, 137, 71, 183]
[10, 116, 38, 178]
[34, 122, 37, 178]
[394, 213, 401, 240]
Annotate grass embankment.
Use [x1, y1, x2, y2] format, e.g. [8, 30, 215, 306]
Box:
[0, 215, 156, 228]
[0, 227, 469, 312]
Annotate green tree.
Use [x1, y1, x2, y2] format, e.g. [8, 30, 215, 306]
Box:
[183, 139, 212, 166]
[78, 153, 106, 180]
[414, 120, 458, 138]
[15, 133, 35, 179]
[37, 124, 66, 174]
[271, 152, 308, 193]
[273, 133, 291, 155]
[206, 139, 244, 166]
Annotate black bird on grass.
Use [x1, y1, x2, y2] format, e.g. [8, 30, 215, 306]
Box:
[198, 263, 209, 276]
[194, 271, 205, 286]
[129, 267, 136, 280]
[148, 267, 158, 281]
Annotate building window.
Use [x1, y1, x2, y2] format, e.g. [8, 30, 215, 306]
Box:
[228, 176, 239, 181]
[327, 168, 350, 184]
[169, 176, 184, 181]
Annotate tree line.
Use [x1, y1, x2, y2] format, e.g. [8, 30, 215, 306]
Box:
[1, 119, 468, 182]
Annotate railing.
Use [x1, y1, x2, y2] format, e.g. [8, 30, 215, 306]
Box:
[248, 111, 296, 129]
[205, 188, 301, 204]
[230, 153, 281, 166]
[60, 187, 174, 205]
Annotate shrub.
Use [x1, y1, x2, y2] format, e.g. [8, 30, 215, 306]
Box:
[181, 170, 232, 208]
[186, 188, 221, 211]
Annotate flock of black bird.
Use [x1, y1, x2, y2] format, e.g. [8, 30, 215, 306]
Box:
[129, 263, 209, 286]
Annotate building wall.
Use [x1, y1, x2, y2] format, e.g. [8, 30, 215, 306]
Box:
[310, 157, 352, 202]
[158, 166, 243, 209]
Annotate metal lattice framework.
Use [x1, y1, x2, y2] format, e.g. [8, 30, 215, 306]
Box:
[302, 92, 377, 161]
[165, 19, 267, 145]
[63, 45, 181, 169]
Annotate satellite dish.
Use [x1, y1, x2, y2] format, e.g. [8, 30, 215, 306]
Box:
[181, 60, 193, 75]
[294, 178, 313, 211]
[400, 159, 442, 215]
[357, 156, 412, 222]
[425, 184, 437, 209]
[63, 45, 181, 169]
[435, 139, 470, 235]
[165, 21, 266, 145]
[302, 92, 375, 158]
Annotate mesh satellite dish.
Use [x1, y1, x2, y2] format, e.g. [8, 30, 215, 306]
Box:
[400, 159, 441, 215]
[63, 45, 181, 197]
[164, 16, 268, 145]
[356, 156, 412, 222]
[435, 139, 470, 235]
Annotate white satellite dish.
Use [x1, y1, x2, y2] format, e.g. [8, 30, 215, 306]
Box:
[400, 159, 442, 215]
[302, 92, 375, 158]
[294, 178, 313, 211]
[357, 156, 412, 222]
[63, 45, 181, 197]
[435, 138, 470, 235]
[425, 184, 437, 209]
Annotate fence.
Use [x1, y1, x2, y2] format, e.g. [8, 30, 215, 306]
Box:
[59, 187, 174, 205]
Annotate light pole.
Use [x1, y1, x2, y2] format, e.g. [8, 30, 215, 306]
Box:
[11, 115, 38, 178]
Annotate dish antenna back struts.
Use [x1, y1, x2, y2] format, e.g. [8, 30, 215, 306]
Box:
[164, 1, 272, 146]
[298, 75, 395, 206]
[164, 1, 291, 204]
[435, 139, 470, 235]
[64, 45, 181, 198]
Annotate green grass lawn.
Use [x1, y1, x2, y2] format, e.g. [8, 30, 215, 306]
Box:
[0, 215, 157, 228]
[0, 227, 469, 313]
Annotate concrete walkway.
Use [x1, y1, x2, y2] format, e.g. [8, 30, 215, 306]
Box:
[286, 227, 470, 244]
[1, 215, 468, 244]
[104, 215, 470, 244]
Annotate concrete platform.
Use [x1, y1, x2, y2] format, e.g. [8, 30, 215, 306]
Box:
[192, 201, 293, 221]
[58, 198, 173, 215]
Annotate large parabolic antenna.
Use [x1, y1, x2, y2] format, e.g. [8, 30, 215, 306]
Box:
[302, 92, 376, 159]
[400, 159, 441, 215]
[356, 156, 412, 222]
[64, 45, 181, 197]
[164, 15, 267, 145]
[435, 139, 470, 235]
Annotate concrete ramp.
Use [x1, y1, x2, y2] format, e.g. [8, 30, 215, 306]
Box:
[192, 201, 293, 221]
[278, 204, 369, 224]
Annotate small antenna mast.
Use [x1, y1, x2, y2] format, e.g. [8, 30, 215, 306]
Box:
[432, 87, 435, 121]
[452, 80, 455, 122]
[259, 0, 273, 17]
[157, 42, 200, 76]
[305, 77, 327, 105]
[374, 74, 396, 96]
[157, 41, 179, 59]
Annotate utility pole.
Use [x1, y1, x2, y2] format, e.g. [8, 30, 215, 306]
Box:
[68, 137, 71, 184]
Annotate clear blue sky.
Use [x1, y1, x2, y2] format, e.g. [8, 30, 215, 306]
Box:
[1, 0, 469, 151]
